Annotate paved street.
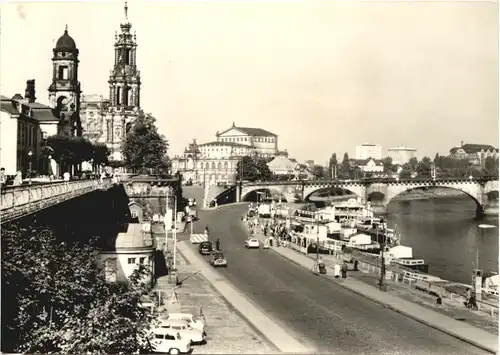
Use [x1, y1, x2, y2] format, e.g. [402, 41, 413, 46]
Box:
[181, 200, 491, 354]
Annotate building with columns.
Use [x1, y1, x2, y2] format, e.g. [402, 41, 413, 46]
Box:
[80, 2, 142, 161]
[171, 123, 284, 185]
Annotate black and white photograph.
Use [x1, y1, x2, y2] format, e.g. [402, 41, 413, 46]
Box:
[0, 0, 498, 354]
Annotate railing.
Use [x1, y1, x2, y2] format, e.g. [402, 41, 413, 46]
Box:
[242, 177, 498, 186]
[1, 179, 113, 223]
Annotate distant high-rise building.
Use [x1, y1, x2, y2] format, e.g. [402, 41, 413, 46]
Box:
[388, 145, 417, 165]
[355, 143, 382, 160]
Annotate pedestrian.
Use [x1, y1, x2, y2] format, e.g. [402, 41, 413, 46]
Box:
[341, 262, 348, 278]
[13, 171, 22, 186]
[205, 225, 210, 235]
[436, 296, 442, 306]
[216, 238, 220, 251]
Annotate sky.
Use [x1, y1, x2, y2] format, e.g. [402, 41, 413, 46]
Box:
[1, 0, 498, 164]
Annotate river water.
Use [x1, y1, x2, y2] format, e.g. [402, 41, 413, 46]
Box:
[386, 197, 498, 284]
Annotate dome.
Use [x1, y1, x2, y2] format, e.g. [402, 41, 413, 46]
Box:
[55, 28, 77, 51]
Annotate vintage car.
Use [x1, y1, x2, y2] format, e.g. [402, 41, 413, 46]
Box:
[198, 241, 213, 255]
[210, 252, 228, 267]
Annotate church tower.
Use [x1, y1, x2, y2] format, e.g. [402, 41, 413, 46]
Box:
[48, 26, 82, 136]
[104, 1, 142, 160]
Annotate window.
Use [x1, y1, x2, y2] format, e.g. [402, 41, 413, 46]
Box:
[224, 162, 228, 169]
[131, 210, 138, 218]
[211, 162, 215, 169]
[217, 162, 221, 169]
[139, 257, 146, 264]
[155, 334, 164, 339]
[205, 163, 209, 169]
[106, 120, 113, 142]
[127, 258, 136, 264]
[116, 87, 122, 105]
[58, 66, 69, 80]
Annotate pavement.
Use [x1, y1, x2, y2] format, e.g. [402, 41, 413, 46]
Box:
[155, 247, 277, 354]
[177, 201, 495, 355]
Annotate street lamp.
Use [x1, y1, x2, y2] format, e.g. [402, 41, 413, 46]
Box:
[28, 150, 33, 185]
[48, 155, 52, 179]
[473, 224, 497, 302]
[164, 190, 178, 272]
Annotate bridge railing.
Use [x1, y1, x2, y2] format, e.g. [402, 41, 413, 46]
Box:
[1, 179, 113, 223]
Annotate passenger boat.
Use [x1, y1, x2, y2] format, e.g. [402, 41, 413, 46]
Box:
[386, 245, 429, 273]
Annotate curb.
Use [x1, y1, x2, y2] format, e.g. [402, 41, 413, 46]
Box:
[176, 242, 313, 354]
[264, 244, 498, 354]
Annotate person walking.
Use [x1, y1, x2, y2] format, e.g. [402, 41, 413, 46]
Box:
[216, 238, 221, 251]
[341, 262, 348, 278]
[204, 225, 210, 236]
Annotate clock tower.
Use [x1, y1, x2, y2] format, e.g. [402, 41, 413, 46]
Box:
[103, 1, 143, 161]
[48, 25, 82, 137]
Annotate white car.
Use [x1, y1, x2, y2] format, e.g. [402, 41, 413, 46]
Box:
[245, 238, 260, 249]
[157, 319, 206, 344]
[161, 313, 206, 334]
[151, 328, 191, 354]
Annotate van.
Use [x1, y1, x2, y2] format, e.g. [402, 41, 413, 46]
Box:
[151, 328, 191, 354]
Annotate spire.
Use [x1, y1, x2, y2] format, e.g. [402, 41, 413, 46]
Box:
[65, 24, 68, 34]
[124, 1, 128, 21]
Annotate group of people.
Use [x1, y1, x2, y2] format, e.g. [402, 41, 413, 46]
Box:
[203, 225, 221, 251]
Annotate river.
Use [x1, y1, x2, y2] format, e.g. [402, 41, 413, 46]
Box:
[386, 196, 498, 284]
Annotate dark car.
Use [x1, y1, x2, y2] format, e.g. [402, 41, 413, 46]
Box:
[198, 241, 213, 255]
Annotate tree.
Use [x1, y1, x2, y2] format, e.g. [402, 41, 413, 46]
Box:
[382, 157, 393, 172]
[417, 156, 432, 177]
[408, 157, 419, 171]
[92, 143, 111, 166]
[484, 157, 499, 176]
[338, 152, 351, 178]
[2, 224, 153, 354]
[122, 113, 170, 174]
[236, 156, 273, 182]
[312, 165, 325, 179]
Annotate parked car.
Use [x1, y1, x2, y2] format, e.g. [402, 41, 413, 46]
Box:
[188, 198, 196, 207]
[210, 252, 228, 267]
[198, 241, 213, 255]
[156, 319, 206, 345]
[151, 328, 191, 354]
[161, 313, 206, 334]
[245, 238, 260, 249]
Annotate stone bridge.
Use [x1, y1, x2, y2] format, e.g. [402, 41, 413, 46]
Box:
[236, 177, 499, 216]
[1, 179, 114, 224]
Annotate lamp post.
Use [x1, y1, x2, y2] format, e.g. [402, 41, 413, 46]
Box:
[473, 224, 497, 301]
[28, 150, 33, 185]
[48, 155, 52, 179]
[379, 227, 386, 291]
[315, 212, 320, 262]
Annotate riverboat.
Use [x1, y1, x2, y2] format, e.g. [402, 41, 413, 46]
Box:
[386, 245, 429, 273]
[356, 217, 400, 246]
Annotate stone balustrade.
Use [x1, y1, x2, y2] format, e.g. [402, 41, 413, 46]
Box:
[1, 179, 113, 223]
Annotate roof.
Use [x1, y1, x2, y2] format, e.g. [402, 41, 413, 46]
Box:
[199, 141, 249, 148]
[353, 158, 383, 166]
[450, 144, 497, 154]
[0, 99, 20, 115]
[32, 109, 59, 122]
[55, 28, 77, 51]
[115, 223, 153, 250]
[217, 123, 277, 137]
[267, 156, 298, 170]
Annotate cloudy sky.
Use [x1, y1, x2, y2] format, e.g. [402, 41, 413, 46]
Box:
[1, 0, 498, 163]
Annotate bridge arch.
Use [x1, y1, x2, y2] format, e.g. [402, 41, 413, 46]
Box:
[304, 186, 362, 202]
[385, 184, 483, 210]
[241, 186, 293, 202]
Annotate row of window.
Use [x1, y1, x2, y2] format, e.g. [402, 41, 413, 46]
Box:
[127, 257, 150, 265]
[220, 136, 275, 143]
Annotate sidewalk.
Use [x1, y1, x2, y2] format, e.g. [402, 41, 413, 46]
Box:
[250, 231, 499, 354]
[155, 252, 276, 354]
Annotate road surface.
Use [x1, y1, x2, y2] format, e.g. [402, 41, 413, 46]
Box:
[183, 199, 489, 354]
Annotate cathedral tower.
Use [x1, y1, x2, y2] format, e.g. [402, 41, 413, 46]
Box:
[48, 26, 82, 136]
[104, 2, 143, 160]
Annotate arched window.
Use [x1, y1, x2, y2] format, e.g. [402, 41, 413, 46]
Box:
[205, 162, 210, 169]
[217, 162, 221, 170]
[211, 162, 216, 170]
[224, 162, 228, 169]
[199, 162, 203, 169]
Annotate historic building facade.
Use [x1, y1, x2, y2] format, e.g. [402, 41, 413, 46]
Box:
[80, 2, 142, 161]
[171, 123, 283, 185]
[449, 142, 498, 166]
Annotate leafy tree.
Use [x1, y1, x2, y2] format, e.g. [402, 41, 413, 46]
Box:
[236, 156, 273, 182]
[2, 224, 153, 354]
[484, 157, 499, 176]
[312, 165, 325, 179]
[382, 157, 393, 172]
[408, 157, 419, 171]
[122, 113, 170, 174]
[92, 143, 111, 166]
[399, 169, 412, 179]
[416, 156, 432, 177]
